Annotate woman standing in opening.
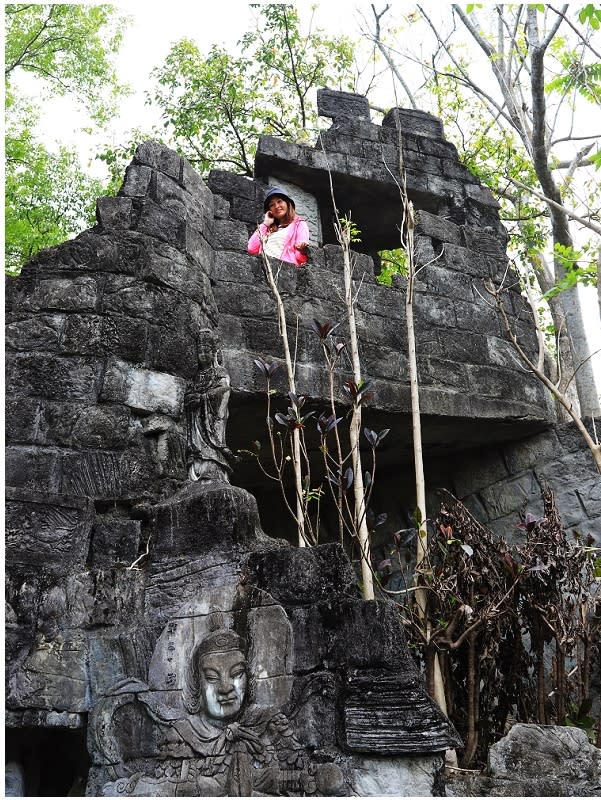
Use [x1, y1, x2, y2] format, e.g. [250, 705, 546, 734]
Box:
[247, 186, 309, 266]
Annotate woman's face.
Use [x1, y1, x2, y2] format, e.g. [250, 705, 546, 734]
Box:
[267, 196, 290, 221]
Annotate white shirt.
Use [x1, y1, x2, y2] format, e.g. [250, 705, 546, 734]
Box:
[262, 226, 288, 259]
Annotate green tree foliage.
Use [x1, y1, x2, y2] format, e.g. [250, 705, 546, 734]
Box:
[5, 4, 129, 274]
[5, 4, 127, 120]
[376, 247, 407, 285]
[5, 100, 104, 275]
[149, 4, 356, 176]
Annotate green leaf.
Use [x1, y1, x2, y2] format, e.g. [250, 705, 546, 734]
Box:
[5, 4, 129, 122]
[413, 506, 423, 527]
[579, 4, 601, 28]
[5, 120, 104, 273]
[5, 4, 130, 272]
[377, 247, 408, 285]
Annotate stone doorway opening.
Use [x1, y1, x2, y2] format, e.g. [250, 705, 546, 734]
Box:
[5, 726, 90, 797]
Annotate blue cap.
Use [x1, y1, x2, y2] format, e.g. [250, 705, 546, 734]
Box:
[263, 186, 295, 211]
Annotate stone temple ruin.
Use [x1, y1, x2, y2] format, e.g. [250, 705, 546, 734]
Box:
[5, 89, 600, 796]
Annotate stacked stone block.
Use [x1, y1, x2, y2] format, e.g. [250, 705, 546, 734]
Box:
[6, 90, 594, 796]
[5, 141, 219, 733]
[453, 421, 601, 542]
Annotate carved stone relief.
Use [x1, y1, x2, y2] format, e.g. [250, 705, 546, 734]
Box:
[88, 584, 345, 797]
[185, 329, 236, 484]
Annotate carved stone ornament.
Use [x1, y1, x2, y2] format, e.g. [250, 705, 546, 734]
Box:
[88, 585, 344, 797]
[185, 329, 236, 484]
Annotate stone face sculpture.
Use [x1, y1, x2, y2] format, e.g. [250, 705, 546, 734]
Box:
[89, 591, 334, 797]
[183, 615, 248, 722]
[185, 329, 235, 483]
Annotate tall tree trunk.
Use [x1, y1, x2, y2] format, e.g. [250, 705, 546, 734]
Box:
[260, 249, 308, 546]
[341, 240, 374, 601]
[555, 643, 567, 724]
[536, 636, 547, 724]
[406, 256, 428, 618]
[526, 7, 600, 416]
[462, 633, 479, 767]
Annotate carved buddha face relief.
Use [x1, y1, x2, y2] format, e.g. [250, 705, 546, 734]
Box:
[198, 649, 247, 721]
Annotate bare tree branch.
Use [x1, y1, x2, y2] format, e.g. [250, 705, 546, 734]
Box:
[557, 143, 595, 180]
[419, 5, 516, 127]
[485, 279, 601, 472]
[552, 133, 601, 145]
[548, 4, 601, 60]
[365, 4, 418, 109]
[540, 4, 568, 52]
[503, 175, 601, 237]
[452, 4, 532, 142]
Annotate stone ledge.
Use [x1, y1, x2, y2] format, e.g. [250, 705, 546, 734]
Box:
[5, 709, 86, 728]
[382, 107, 445, 139]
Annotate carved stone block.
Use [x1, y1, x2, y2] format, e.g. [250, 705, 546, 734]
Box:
[6, 313, 65, 352]
[101, 359, 185, 416]
[60, 451, 123, 498]
[382, 107, 444, 138]
[7, 352, 102, 402]
[90, 518, 142, 568]
[120, 164, 153, 197]
[96, 196, 134, 231]
[246, 542, 357, 606]
[136, 199, 185, 247]
[5, 447, 61, 495]
[317, 88, 371, 121]
[134, 141, 181, 181]
[34, 276, 98, 311]
[5, 489, 93, 569]
[7, 632, 89, 713]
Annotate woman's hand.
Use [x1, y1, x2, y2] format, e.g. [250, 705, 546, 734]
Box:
[295, 241, 309, 254]
[263, 212, 274, 226]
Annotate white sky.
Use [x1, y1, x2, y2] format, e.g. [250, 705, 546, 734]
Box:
[23, 2, 373, 169]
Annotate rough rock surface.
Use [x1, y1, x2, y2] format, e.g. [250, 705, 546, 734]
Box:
[446, 723, 601, 797]
[453, 420, 601, 544]
[213, 89, 554, 440]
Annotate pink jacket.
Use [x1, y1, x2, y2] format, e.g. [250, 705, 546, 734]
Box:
[247, 217, 309, 266]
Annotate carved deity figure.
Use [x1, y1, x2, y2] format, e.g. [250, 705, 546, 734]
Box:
[185, 330, 235, 483]
[96, 613, 323, 796]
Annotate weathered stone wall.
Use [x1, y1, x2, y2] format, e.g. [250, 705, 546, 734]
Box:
[5, 89, 596, 796]
[210, 89, 554, 446]
[5, 90, 561, 535]
[453, 421, 600, 543]
[5, 142, 220, 787]
[6, 141, 218, 511]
